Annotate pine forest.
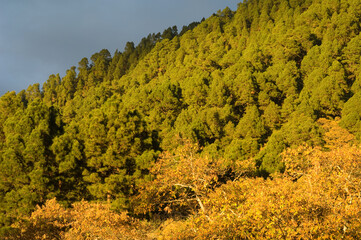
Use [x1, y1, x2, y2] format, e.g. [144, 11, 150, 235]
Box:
[1, 0, 361, 238]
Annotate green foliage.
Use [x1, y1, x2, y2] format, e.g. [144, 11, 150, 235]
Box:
[341, 92, 361, 139]
[3, 0, 361, 235]
[0, 100, 61, 230]
[257, 113, 323, 174]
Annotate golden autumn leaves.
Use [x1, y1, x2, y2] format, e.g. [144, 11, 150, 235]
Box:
[12, 119, 360, 239]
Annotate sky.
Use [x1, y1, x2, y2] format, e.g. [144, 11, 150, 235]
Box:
[0, 0, 240, 96]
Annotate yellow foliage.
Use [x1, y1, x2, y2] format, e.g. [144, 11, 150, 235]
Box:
[9, 121, 361, 239]
[11, 198, 153, 240]
[133, 141, 227, 216]
[156, 121, 361, 239]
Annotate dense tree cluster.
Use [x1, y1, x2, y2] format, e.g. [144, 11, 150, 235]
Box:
[1, 0, 361, 237]
[5, 119, 361, 239]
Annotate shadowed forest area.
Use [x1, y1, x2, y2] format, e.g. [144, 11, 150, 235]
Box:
[1, 0, 361, 238]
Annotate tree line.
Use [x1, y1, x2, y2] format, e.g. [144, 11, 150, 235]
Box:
[1, 0, 361, 237]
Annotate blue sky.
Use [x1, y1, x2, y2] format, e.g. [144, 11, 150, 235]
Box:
[0, 0, 240, 96]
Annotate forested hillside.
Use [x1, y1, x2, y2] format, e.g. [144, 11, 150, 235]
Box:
[1, 0, 361, 238]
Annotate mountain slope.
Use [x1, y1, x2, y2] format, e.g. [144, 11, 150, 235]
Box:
[1, 0, 361, 236]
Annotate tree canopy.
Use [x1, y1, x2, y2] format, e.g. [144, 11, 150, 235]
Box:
[2, 0, 361, 237]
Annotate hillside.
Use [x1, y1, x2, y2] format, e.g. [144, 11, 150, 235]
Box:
[1, 0, 361, 238]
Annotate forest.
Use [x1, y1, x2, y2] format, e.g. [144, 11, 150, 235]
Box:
[1, 0, 361, 238]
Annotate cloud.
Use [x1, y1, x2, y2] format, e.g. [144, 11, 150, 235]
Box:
[0, 0, 239, 95]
